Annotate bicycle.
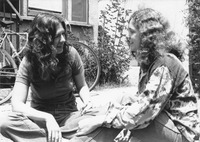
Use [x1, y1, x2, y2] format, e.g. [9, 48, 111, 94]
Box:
[0, 20, 28, 105]
[0, 20, 101, 104]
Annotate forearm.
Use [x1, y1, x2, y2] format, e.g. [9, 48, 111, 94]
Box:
[104, 66, 173, 130]
[79, 85, 91, 104]
[12, 100, 53, 122]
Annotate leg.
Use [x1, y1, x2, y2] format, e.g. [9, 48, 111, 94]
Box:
[61, 111, 120, 142]
[0, 112, 47, 142]
[68, 112, 189, 142]
[128, 112, 189, 142]
[61, 106, 110, 140]
[69, 127, 121, 142]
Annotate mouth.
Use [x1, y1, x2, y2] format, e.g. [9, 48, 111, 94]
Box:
[57, 44, 63, 49]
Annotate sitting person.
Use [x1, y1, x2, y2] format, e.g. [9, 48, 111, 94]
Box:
[68, 8, 200, 142]
[0, 13, 93, 142]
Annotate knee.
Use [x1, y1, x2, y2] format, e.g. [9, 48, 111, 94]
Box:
[0, 112, 13, 134]
[0, 113, 8, 133]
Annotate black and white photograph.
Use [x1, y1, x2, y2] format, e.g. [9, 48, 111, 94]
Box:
[0, 0, 199, 142]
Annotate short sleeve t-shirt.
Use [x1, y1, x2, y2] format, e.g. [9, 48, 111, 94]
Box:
[15, 46, 84, 104]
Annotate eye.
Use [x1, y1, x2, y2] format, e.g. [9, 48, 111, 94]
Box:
[126, 37, 130, 44]
[55, 34, 61, 39]
[129, 29, 136, 35]
[55, 33, 65, 40]
[131, 51, 137, 57]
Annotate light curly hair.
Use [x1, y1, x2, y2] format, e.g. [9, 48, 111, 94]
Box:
[129, 8, 185, 64]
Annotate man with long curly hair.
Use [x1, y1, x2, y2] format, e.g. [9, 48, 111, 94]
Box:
[0, 13, 93, 142]
[67, 8, 200, 142]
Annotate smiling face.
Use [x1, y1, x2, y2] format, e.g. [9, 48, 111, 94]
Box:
[53, 23, 66, 54]
[127, 18, 141, 57]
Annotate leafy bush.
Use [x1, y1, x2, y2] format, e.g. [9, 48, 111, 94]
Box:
[97, 0, 132, 85]
[186, 0, 200, 93]
[68, 0, 132, 86]
[97, 26, 130, 84]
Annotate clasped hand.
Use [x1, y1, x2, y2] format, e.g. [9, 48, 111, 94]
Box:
[81, 101, 94, 115]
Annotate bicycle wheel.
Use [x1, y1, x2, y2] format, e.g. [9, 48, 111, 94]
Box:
[72, 41, 101, 91]
[0, 49, 18, 104]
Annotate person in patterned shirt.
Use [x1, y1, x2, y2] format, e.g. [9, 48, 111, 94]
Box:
[67, 8, 199, 142]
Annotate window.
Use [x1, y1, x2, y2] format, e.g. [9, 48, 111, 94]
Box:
[0, 0, 19, 14]
[27, 0, 89, 25]
[63, 0, 89, 25]
[72, 0, 87, 22]
[28, 0, 62, 15]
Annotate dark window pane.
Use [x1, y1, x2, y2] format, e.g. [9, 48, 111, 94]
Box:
[72, 0, 87, 22]
[0, 0, 19, 13]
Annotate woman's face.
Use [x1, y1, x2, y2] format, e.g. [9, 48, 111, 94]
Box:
[127, 19, 141, 57]
[53, 23, 66, 54]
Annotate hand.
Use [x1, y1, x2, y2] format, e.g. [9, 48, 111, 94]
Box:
[45, 115, 62, 142]
[76, 115, 105, 136]
[114, 129, 131, 142]
[81, 101, 94, 115]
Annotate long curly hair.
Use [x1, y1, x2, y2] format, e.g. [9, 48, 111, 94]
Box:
[129, 8, 185, 69]
[25, 13, 69, 81]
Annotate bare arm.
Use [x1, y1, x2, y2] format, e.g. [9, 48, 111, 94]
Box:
[74, 71, 91, 105]
[11, 82, 53, 121]
[11, 82, 62, 142]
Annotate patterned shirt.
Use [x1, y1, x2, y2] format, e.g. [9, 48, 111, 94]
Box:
[104, 66, 199, 141]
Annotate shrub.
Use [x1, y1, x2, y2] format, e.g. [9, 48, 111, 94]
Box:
[97, 0, 132, 85]
[186, 0, 200, 93]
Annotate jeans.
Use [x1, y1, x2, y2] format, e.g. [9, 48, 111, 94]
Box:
[0, 101, 110, 142]
[0, 103, 190, 142]
[69, 112, 190, 142]
[0, 100, 79, 142]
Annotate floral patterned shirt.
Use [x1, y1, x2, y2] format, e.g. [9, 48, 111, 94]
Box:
[104, 66, 199, 141]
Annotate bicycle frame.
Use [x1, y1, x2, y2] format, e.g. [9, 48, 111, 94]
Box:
[0, 26, 28, 63]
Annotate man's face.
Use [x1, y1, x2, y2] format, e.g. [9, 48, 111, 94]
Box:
[53, 23, 66, 54]
[127, 19, 141, 58]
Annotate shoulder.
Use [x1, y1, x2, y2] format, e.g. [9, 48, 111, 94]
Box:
[19, 56, 31, 68]
[153, 53, 183, 69]
[68, 45, 78, 55]
[150, 53, 187, 76]
[68, 45, 81, 60]
[160, 53, 182, 65]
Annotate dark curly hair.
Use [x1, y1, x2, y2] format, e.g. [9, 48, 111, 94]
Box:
[25, 13, 69, 81]
[129, 8, 186, 69]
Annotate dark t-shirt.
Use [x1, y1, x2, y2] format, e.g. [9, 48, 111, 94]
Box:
[16, 46, 84, 105]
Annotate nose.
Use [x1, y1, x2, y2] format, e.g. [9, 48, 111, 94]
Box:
[60, 34, 65, 42]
